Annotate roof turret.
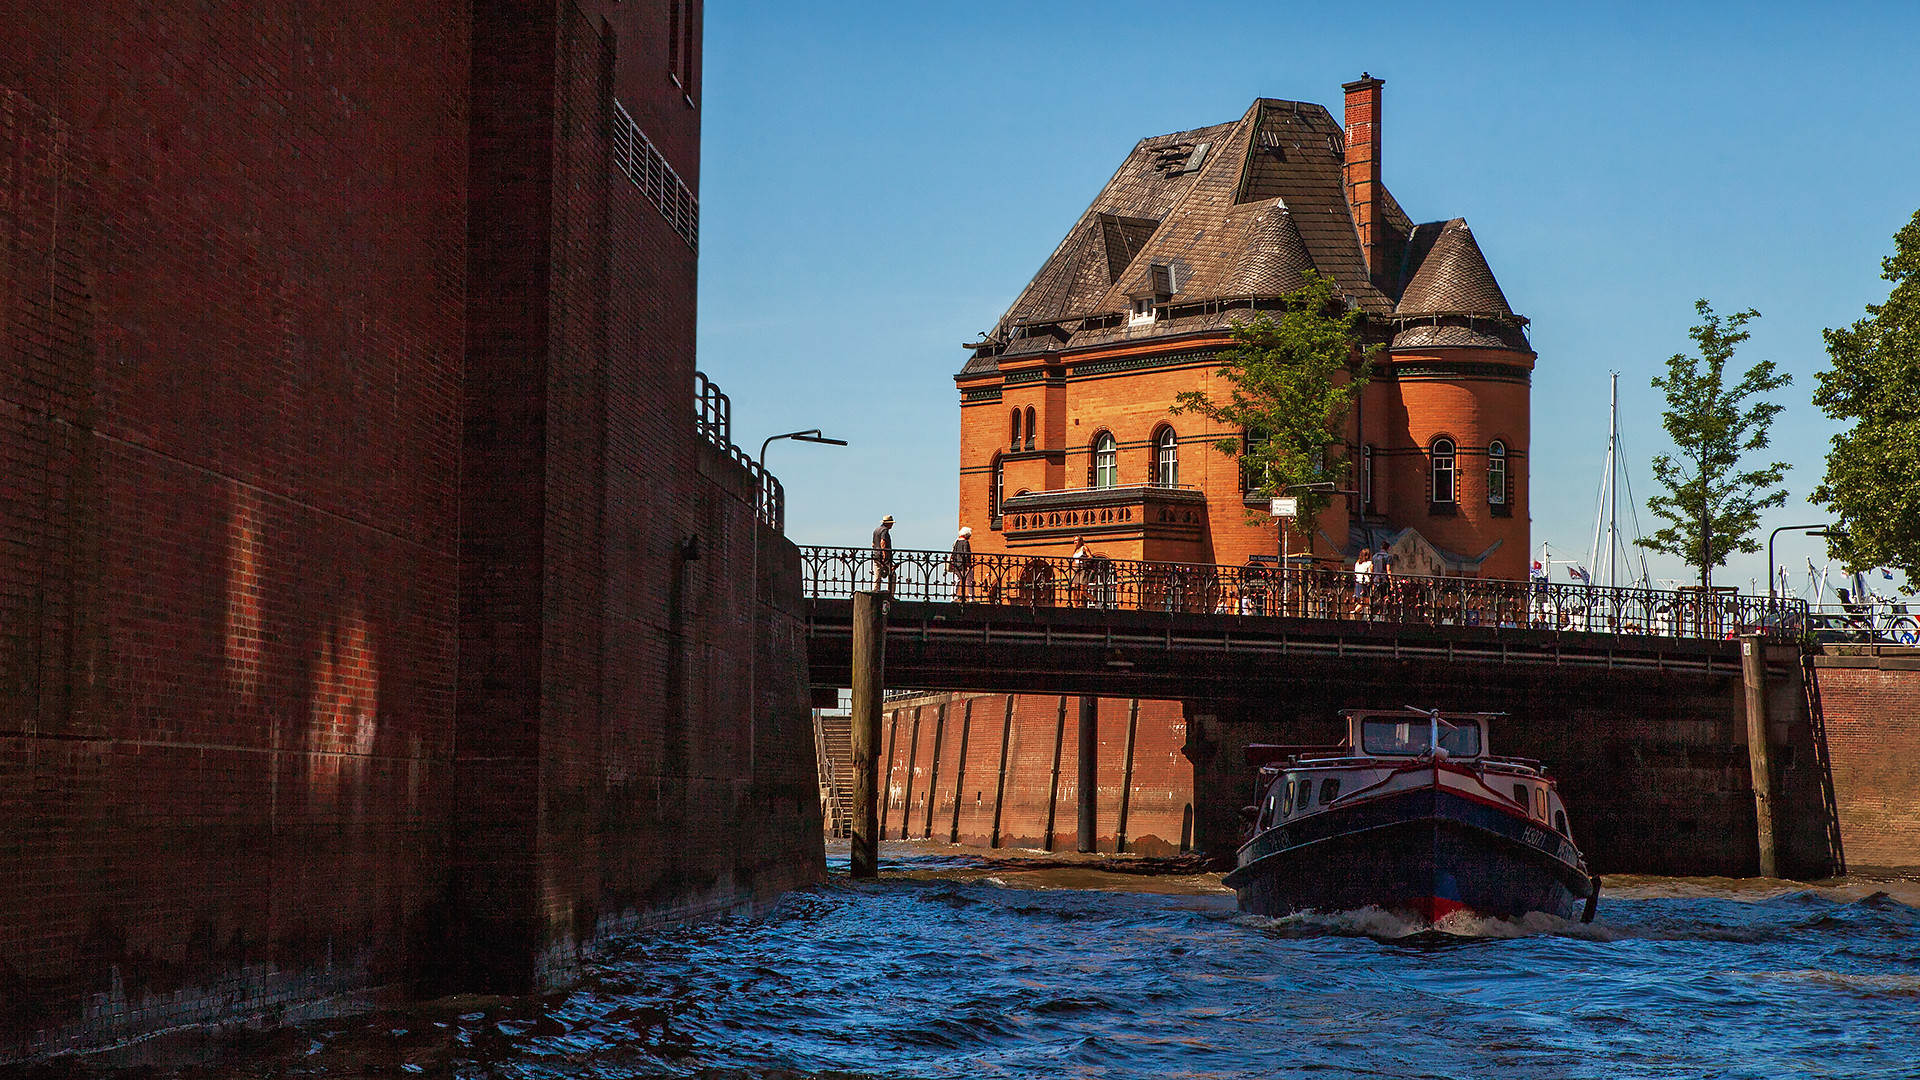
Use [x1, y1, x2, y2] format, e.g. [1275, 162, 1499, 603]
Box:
[1395, 219, 1512, 317]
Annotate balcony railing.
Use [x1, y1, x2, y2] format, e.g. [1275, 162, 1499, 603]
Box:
[694, 372, 783, 531]
[800, 546, 1809, 642]
[1000, 484, 1207, 536]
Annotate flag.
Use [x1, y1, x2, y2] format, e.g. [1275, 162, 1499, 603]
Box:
[1882, 567, 1896, 580]
[1568, 565, 1591, 584]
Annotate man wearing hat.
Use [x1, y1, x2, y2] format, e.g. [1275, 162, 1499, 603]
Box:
[872, 515, 895, 591]
[947, 525, 974, 601]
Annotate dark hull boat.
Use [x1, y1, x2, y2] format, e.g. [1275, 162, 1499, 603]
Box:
[1222, 710, 1599, 924]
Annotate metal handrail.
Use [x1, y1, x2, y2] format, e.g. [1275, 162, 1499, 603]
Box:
[801, 545, 1810, 642]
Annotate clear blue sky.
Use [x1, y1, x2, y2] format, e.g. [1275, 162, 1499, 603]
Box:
[696, 0, 1920, 598]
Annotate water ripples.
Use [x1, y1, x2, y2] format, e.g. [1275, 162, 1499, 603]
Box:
[45, 847, 1920, 1079]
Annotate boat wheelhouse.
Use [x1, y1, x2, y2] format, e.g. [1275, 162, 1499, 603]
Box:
[1222, 709, 1599, 923]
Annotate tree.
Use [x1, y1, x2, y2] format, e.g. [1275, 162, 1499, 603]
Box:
[1636, 300, 1792, 590]
[1812, 209, 1920, 592]
[1170, 271, 1375, 540]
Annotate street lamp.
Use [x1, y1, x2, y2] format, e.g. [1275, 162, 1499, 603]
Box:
[1767, 523, 1829, 599]
[1270, 482, 1357, 613]
[748, 428, 847, 784]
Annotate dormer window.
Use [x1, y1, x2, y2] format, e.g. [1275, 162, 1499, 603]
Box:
[1129, 297, 1156, 325]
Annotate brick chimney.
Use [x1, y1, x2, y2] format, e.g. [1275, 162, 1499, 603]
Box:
[1342, 73, 1385, 281]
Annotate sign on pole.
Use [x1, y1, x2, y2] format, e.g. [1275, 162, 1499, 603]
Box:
[1269, 496, 1298, 518]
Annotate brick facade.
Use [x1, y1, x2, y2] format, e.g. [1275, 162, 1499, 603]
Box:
[1810, 648, 1920, 873]
[1, 0, 820, 1058]
[957, 82, 1534, 583]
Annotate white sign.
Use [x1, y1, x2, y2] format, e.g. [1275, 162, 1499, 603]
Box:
[1269, 497, 1298, 518]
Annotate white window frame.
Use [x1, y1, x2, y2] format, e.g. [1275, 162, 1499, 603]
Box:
[1430, 438, 1456, 505]
[1093, 432, 1118, 489]
[1488, 441, 1507, 506]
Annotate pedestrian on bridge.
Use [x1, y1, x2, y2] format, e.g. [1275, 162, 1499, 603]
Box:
[1353, 548, 1373, 612]
[872, 515, 895, 592]
[948, 526, 973, 601]
[1070, 536, 1091, 606]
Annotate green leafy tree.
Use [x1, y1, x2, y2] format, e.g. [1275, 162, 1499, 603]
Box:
[1812, 209, 1920, 591]
[1637, 300, 1792, 590]
[1171, 271, 1375, 540]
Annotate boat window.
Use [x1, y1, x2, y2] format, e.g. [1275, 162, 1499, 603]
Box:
[1513, 783, 1529, 808]
[1537, 789, 1548, 818]
[1361, 718, 1482, 757]
[1264, 790, 1279, 828]
[1554, 810, 1568, 836]
[1281, 781, 1295, 816]
[1297, 779, 1313, 809]
[1319, 778, 1340, 805]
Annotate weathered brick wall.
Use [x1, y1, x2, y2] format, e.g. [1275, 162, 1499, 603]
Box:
[877, 693, 1195, 856]
[2, 0, 821, 1058]
[1811, 648, 1920, 872]
[2, 4, 467, 1056]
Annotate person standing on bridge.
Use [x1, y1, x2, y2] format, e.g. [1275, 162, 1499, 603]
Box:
[872, 515, 895, 592]
[1353, 548, 1373, 615]
[1070, 536, 1091, 606]
[1370, 545, 1393, 615]
[948, 526, 973, 602]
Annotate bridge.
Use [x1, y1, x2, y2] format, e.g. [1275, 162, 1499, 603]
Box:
[801, 546, 1830, 882]
[802, 546, 1804, 696]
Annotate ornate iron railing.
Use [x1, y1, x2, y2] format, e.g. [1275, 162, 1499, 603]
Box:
[694, 372, 783, 531]
[800, 546, 1810, 642]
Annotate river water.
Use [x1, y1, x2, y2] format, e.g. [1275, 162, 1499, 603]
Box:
[48, 843, 1920, 1079]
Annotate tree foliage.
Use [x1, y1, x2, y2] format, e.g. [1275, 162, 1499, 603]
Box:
[1636, 301, 1792, 590]
[1170, 272, 1375, 539]
[1812, 209, 1920, 592]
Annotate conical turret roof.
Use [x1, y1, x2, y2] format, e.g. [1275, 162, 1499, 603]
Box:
[1395, 219, 1512, 317]
[1228, 204, 1314, 296]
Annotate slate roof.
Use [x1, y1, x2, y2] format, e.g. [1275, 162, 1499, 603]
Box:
[1395, 219, 1512, 317]
[964, 97, 1528, 376]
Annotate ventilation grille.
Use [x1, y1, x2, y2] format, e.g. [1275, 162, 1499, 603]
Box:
[612, 99, 699, 252]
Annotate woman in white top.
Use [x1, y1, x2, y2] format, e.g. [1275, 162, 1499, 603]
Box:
[1353, 548, 1373, 611]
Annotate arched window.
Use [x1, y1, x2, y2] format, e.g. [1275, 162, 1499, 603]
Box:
[1025, 406, 1037, 451]
[1092, 432, 1118, 489]
[1154, 427, 1179, 487]
[990, 453, 1005, 519]
[1362, 444, 1375, 510]
[1487, 441, 1507, 506]
[1010, 409, 1021, 452]
[1430, 438, 1456, 505]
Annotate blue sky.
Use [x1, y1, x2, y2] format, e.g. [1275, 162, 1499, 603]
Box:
[696, 1, 1920, 598]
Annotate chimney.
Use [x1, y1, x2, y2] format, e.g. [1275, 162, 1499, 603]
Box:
[1342, 72, 1385, 281]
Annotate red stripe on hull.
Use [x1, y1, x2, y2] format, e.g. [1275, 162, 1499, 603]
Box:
[1406, 895, 1469, 922]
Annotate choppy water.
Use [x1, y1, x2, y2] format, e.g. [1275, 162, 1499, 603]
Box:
[42, 843, 1920, 1079]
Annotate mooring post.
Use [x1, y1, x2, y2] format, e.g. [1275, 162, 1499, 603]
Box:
[1077, 695, 1098, 853]
[850, 590, 887, 879]
[1740, 633, 1778, 878]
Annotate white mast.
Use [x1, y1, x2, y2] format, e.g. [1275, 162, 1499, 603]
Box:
[1608, 372, 1620, 591]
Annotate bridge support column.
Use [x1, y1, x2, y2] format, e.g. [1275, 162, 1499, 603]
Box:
[850, 590, 887, 879]
[1077, 695, 1098, 853]
[1741, 634, 1778, 878]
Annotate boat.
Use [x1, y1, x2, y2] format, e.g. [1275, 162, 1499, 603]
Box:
[1221, 708, 1600, 923]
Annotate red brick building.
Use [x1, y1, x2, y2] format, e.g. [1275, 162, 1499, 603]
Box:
[2, 0, 820, 1057]
[958, 76, 1534, 581]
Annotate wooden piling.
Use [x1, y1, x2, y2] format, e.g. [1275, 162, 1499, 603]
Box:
[900, 706, 922, 840]
[1044, 696, 1067, 852]
[948, 699, 973, 844]
[1115, 698, 1139, 853]
[922, 703, 946, 839]
[850, 590, 887, 879]
[1077, 695, 1098, 853]
[1741, 634, 1778, 878]
[990, 695, 1014, 848]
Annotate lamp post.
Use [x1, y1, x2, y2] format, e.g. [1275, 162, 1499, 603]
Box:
[746, 428, 847, 787]
[1767, 523, 1829, 600]
[1271, 482, 1354, 614]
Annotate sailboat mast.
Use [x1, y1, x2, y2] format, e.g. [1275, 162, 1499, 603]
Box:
[1608, 372, 1619, 591]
